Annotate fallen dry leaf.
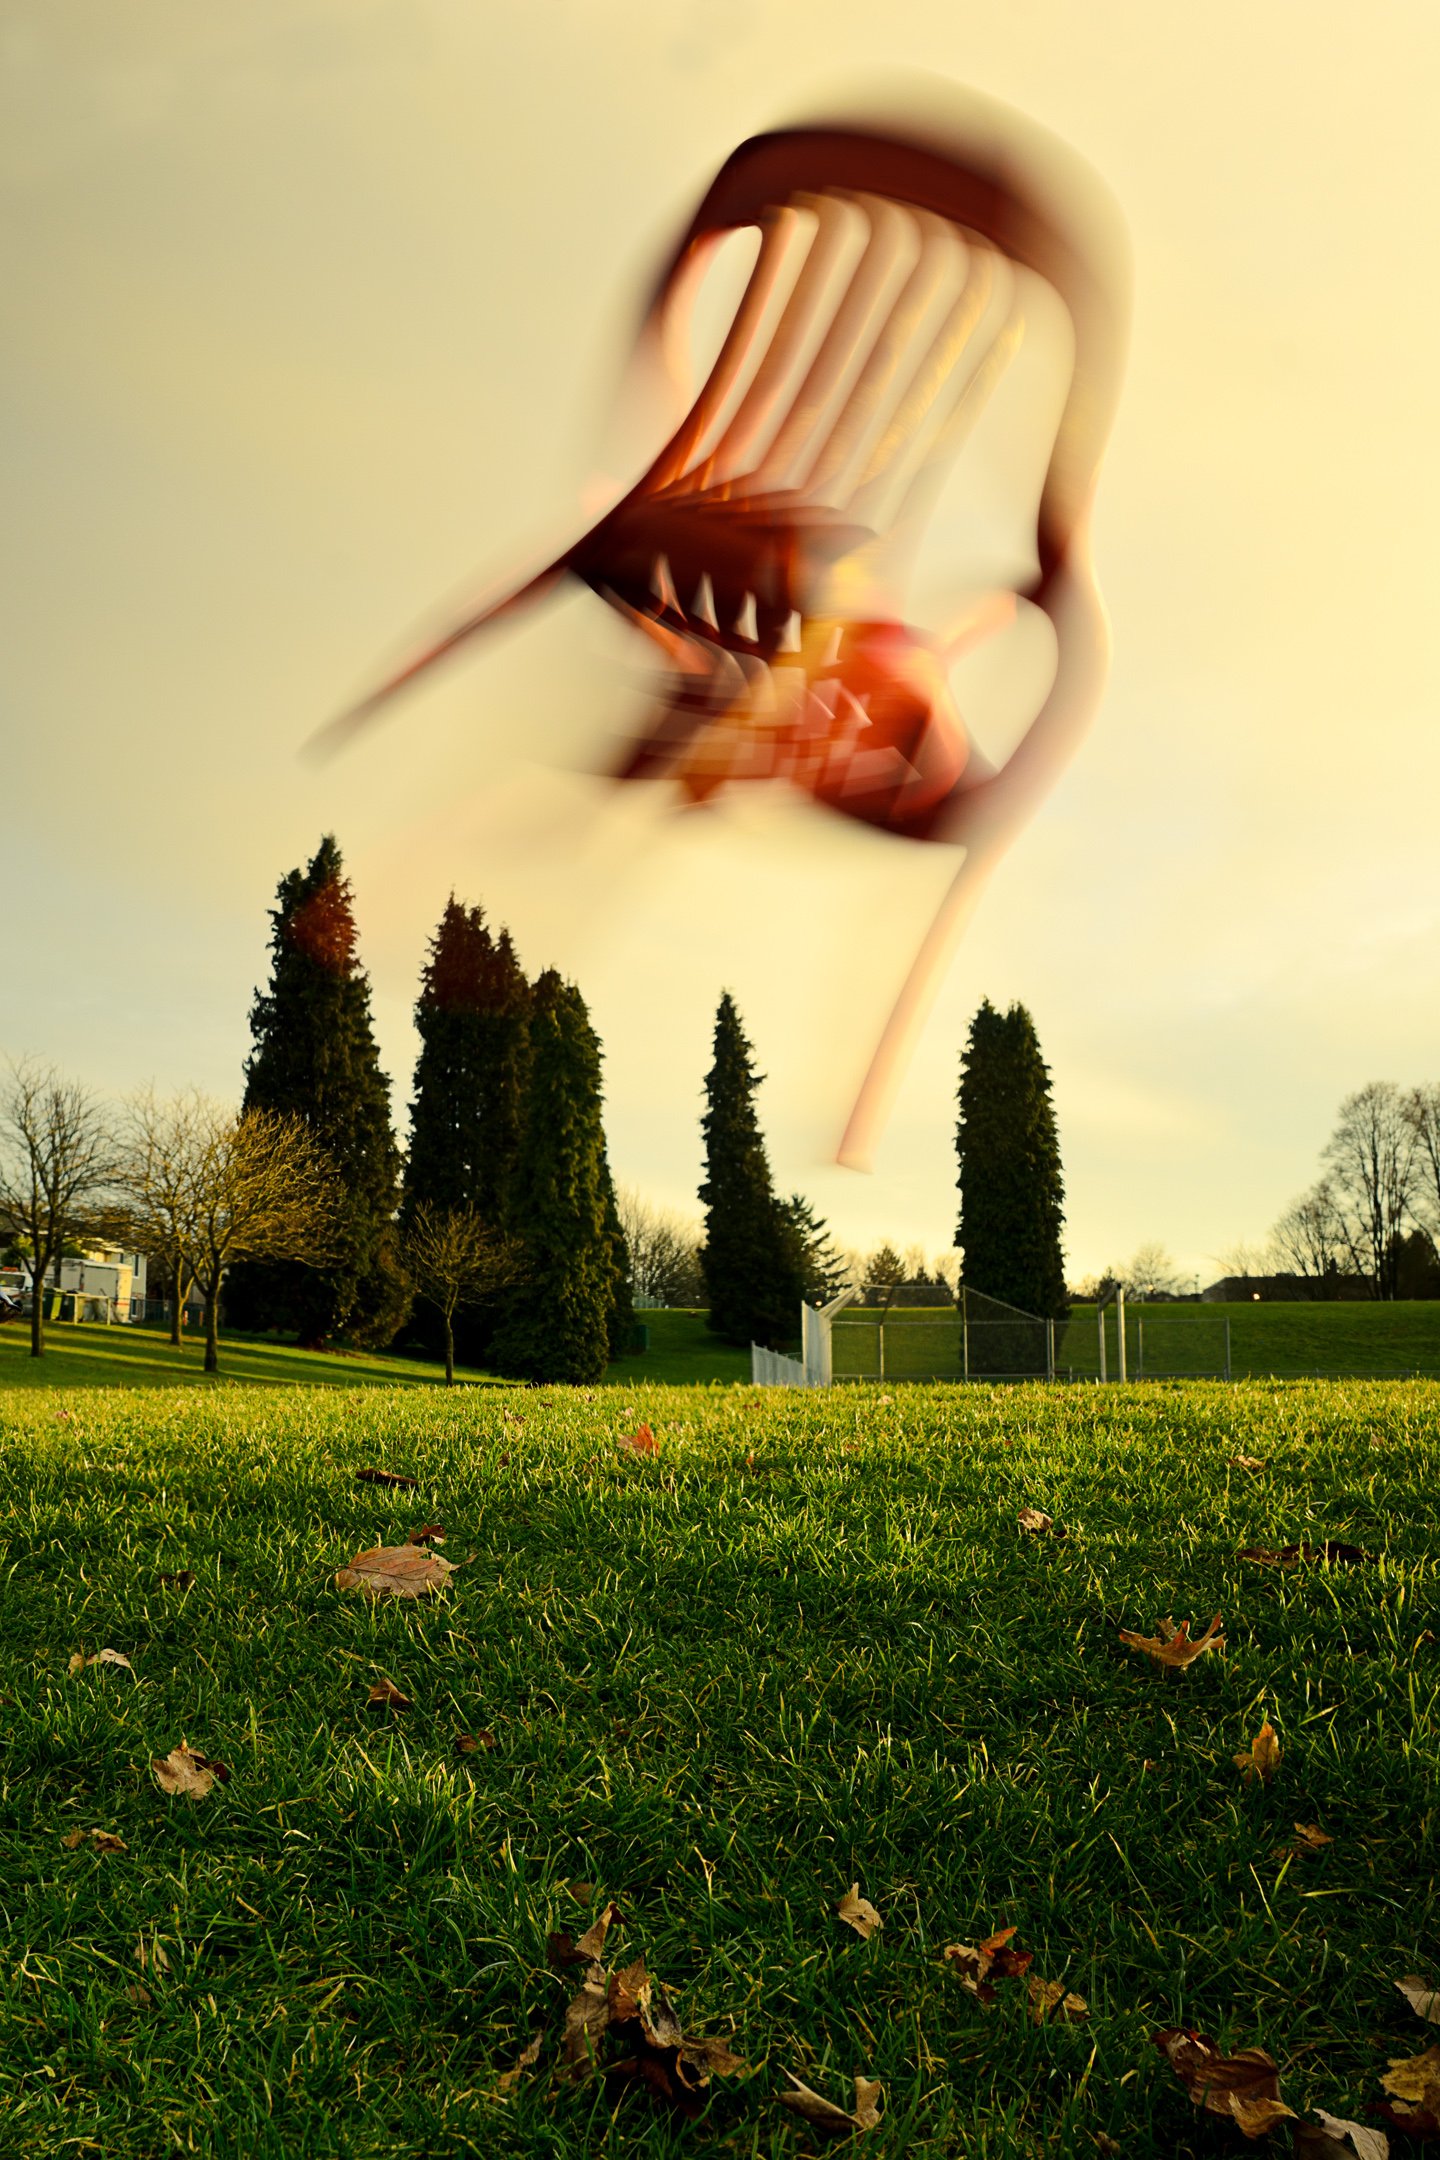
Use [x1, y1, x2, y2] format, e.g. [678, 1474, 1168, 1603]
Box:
[1027, 1975, 1089, 2025]
[568, 1879, 596, 1902]
[1229, 1454, 1268, 1471]
[62, 1827, 127, 1853]
[779, 2073, 884, 2136]
[1234, 1718, 1282, 1785]
[1240, 1541, 1369, 1568]
[157, 1569, 195, 1590]
[495, 2032, 542, 2095]
[837, 1884, 882, 1939]
[68, 1648, 134, 1677]
[1119, 1614, 1226, 1670]
[354, 1467, 418, 1488]
[1395, 1976, 1440, 2024]
[549, 1901, 624, 1971]
[407, 1522, 445, 1546]
[125, 1982, 153, 2008]
[560, 1957, 612, 2077]
[1279, 1823, 1333, 1857]
[619, 1422, 657, 1455]
[152, 1741, 228, 1798]
[1152, 2029, 1295, 2140]
[1294, 2112, 1390, 2159]
[366, 1677, 412, 1711]
[1017, 1507, 1055, 1533]
[942, 1926, 1034, 2003]
[334, 1544, 456, 1598]
[1377, 2044, 1440, 2136]
[454, 1730, 494, 1756]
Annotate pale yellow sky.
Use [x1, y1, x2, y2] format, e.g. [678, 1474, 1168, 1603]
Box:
[4, 0, 1440, 1284]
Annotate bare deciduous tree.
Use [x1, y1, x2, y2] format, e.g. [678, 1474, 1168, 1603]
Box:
[118, 1091, 341, 1374]
[1270, 1181, 1350, 1297]
[0, 1059, 117, 1359]
[401, 1202, 523, 1384]
[1405, 1083, 1440, 1237]
[1120, 1241, 1184, 1299]
[615, 1188, 706, 1307]
[1322, 1082, 1418, 1300]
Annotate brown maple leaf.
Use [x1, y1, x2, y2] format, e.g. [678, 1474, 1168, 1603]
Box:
[837, 1884, 882, 1939]
[406, 1522, 446, 1546]
[454, 1730, 495, 1756]
[68, 1648, 134, 1677]
[152, 1741, 229, 1797]
[1377, 2043, 1440, 2135]
[354, 1467, 418, 1488]
[1234, 1717, 1282, 1784]
[1292, 2111, 1390, 2159]
[1278, 1822, 1333, 1857]
[1396, 1974, 1440, 2024]
[942, 1925, 1034, 2002]
[1119, 1614, 1226, 1669]
[779, 2073, 884, 2136]
[334, 1544, 456, 1598]
[1240, 1541, 1369, 1568]
[1152, 2028, 1295, 2140]
[1027, 1975, 1089, 2024]
[620, 1422, 657, 1455]
[494, 2032, 542, 2095]
[61, 1827, 127, 1853]
[366, 1677, 412, 1711]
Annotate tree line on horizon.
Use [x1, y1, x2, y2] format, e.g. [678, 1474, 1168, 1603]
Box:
[0, 830, 1075, 1376]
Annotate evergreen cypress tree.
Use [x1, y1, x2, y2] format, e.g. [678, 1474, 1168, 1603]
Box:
[698, 994, 805, 1347]
[225, 836, 407, 1348]
[490, 972, 616, 1382]
[954, 999, 1068, 1322]
[598, 1155, 637, 1360]
[402, 898, 531, 1361]
[782, 1194, 848, 1305]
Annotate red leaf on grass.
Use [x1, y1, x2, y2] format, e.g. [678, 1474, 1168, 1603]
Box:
[1119, 1614, 1226, 1670]
[620, 1423, 657, 1455]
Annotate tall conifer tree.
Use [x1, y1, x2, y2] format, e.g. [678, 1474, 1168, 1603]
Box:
[226, 836, 407, 1347]
[491, 972, 623, 1382]
[699, 994, 805, 1347]
[402, 899, 532, 1360]
[954, 999, 1068, 1321]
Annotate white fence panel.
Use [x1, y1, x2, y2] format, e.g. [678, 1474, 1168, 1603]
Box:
[751, 1343, 808, 1387]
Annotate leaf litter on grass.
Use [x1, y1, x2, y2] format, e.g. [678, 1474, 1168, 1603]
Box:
[1294, 2112, 1390, 2158]
[1240, 1541, 1370, 1568]
[67, 1647, 134, 1677]
[1377, 2045, 1440, 2135]
[836, 1884, 882, 1939]
[1151, 2027, 1296, 2139]
[334, 1544, 457, 1597]
[366, 1676, 412, 1711]
[152, 1741, 228, 1797]
[61, 1827, 126, 1853]
[1234, 1717, 1282, 1785]
[1395, 1975, 1440, 2023]
[778, 2073, 883, 2137]
[1119, 1613, 1226, 1669]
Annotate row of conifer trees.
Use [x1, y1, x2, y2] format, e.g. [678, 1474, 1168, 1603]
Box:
[224, 837, 631, 1381]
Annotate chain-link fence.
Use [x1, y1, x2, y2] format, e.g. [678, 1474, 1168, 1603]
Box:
[830, 1282, 1056, 1382]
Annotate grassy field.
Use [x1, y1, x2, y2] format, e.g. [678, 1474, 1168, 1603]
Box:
[0, 1314, 746, 1394]
[1, 1378, 1435, 2158]
[830, 1301, 1440, 1383]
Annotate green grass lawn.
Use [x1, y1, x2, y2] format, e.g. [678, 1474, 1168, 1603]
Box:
[1, 1378, 1436, 2157]
[0, 1321, 503, 1391]
[829, 1302, 1440, 1384]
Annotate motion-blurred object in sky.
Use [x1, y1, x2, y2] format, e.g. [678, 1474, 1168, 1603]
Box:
[321, 84, 1128, 1168]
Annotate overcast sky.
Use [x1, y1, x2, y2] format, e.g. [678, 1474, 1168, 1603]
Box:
[4, 0, 1439, 1287]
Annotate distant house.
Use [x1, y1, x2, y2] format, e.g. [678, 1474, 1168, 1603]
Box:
[1200, 1271, 1372, 1303]
[5, 1244, 150, 1320]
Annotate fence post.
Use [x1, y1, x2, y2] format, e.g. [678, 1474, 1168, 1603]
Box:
[1097, 1300, 1107, 1384]
[877, 1320, 885, 1384]
[1116, 1285, 1128, 1384]
[962, 1288, 970, 1381]
[1045, 1317, 1054, 1381]
[1224, 1316, 1231, 1383]
[1137, 1315, 1144, 1379]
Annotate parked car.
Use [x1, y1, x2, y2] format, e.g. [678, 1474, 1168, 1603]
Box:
[0, 1287, 22, 1323]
